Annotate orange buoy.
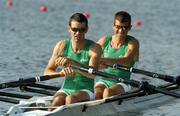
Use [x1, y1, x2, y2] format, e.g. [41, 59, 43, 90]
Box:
[134, 20, 141, 27]
[6, 0, 13, 8]
[40, 5, 47, 12]
[83, 11, 90, 18]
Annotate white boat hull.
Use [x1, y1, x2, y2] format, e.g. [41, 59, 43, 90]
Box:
[6, 88, 180, 116]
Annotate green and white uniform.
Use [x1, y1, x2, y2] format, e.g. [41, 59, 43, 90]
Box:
[96, 35, 135, 92]
[58, 39, 94, 98]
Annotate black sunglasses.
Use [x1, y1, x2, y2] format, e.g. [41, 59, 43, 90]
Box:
[114, 25, 130, 30]
[70, 27, 86, 33]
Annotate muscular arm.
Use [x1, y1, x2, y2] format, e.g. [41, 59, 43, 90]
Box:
[44, 40, 65, 75]
[98, 37, 139, 67]
[44, 40, 102, 78]
[79, 43, 102, 78]
[97, 36, 109, 69]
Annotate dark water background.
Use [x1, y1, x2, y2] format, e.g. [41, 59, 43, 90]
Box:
[0, 0, 180, 115]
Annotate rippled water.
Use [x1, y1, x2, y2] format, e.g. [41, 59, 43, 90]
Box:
[0, 0, 180, 115]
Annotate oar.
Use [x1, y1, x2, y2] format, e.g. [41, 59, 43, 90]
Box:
[141, 81, 180, 98]
[108, 64, 180, 85]
[82, 88, 143, 112]
[27, 83, 59, 91]
[82, 83, 179, 112]
[0, 96, 19, 104]
[71, 65, 180, 98]
[0, 91, 32, 99]
[71, 65, 140, 88]
[106, 82, 177, 102]
[0, 72, 65, 89]
[22, 86, 55, 95]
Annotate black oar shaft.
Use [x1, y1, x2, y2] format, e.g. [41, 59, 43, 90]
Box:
[111, 64, 179, 84]
[132, 68, 175, 82]
[72, 65, 140, 88]
[72, 65, 180, 98]
[155, 87, 180, 98]
[0, 91, 32, 99]
[27, 83, 59, 91]
[105, 91, 144, 103]
[0, 96, 19, 104]
[22, 86, 55, 96]
[105, 88, 143, 103]
[142, 81, 180, 98]
[0, 73, 64, 89]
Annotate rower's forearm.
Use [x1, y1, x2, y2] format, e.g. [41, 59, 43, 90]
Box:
[44, 68, 60, 75]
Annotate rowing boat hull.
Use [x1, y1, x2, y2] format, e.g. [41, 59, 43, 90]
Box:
[6, 88, 180, 116]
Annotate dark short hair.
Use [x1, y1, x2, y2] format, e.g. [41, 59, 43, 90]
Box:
[113, 11, 131, 26]
[69, 13, 88, 27]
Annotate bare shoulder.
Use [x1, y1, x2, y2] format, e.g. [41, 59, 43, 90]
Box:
[128, 37, 139, 47]
[54, 39, 65, 49]
[55, 40, 65, 48]
[93, 42, 102, 48]
[97, 36, 107, 46]
[90, 42, 102, 52]
[89, 42, 102, 56]
[53, 39, 66, 56]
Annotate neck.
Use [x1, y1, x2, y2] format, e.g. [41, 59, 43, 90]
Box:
[71, 39, 86, 53]
[111, 36, 125, 48]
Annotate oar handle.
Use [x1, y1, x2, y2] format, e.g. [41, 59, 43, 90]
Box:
[0, 72, 65, 89]
[111, 64, 179, 84]
[71, 65, 141, 88]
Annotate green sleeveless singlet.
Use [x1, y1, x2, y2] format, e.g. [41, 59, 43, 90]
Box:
[97, 35, 135, 87]
[60, 39, 94, 95]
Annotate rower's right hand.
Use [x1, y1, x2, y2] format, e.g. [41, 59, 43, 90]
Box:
[60, 67, 76, 77]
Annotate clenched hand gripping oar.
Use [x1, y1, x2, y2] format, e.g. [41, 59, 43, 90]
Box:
[108, 64, 180, 85]
[0, 72, 65, 89]
[71, 65, 180, 98]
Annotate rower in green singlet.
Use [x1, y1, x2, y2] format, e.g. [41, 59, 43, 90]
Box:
[96, 35, 135, 87]
[44, 13, 102, 111]
[59, 39, 95, 95]
[94, 11, 139, 99]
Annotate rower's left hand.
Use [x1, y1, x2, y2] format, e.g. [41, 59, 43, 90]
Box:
[55, 57, 72, 67]
[56, 57, 79, 67]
